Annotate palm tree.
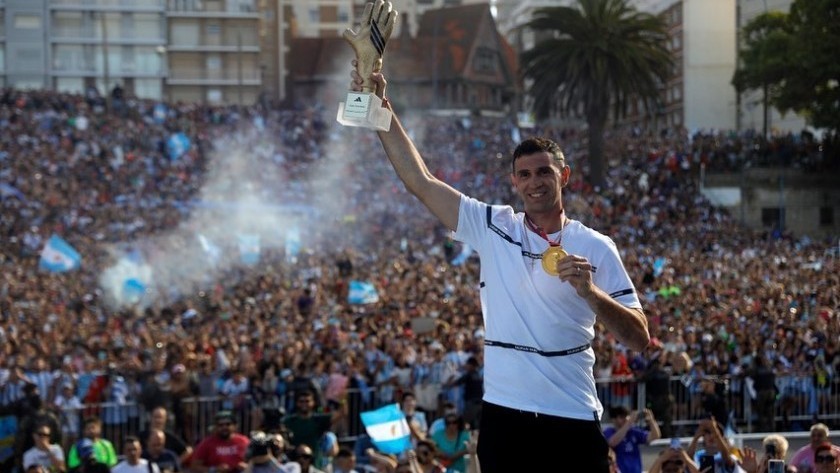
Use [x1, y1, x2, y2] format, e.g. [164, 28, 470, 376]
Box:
[521, 0, 672, 188]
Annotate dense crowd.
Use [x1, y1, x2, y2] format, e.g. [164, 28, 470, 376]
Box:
[0, 87, 837, 473]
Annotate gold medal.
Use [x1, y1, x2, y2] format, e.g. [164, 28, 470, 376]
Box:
[541, 246, 567, 276]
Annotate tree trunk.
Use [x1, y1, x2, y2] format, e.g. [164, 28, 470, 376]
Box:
[586, 106, 608, 190]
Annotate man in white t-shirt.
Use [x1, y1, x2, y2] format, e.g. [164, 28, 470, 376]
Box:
[111, 436, 160, 473]
[23, 424, 66, 473]
[348, 47, 649, 473]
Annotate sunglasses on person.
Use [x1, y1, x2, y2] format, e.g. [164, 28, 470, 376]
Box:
[34, 431, 50, 437]
[417, 449, 431, 456]
[815, 454, 836, 464]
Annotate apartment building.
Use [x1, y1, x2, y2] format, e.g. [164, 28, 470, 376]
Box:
[0, 0, 262, 104]
[166, 0, 262, 104]
[1, 0, 167, 98]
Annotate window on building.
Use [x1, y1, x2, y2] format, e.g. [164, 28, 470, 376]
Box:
[134, 78, 163, 100]
[120, 45, 135, 72]
[820, 206, 834, 226]
[52, 11, 84, 38]
[56, 77, 85, 94]
[207, 23, 221, 36]
[308, 7, 319, 23]
[337, 6, 350, 23]
[171, 22, 199, 45]
[14, 14, 42, 30]
[207, 89, 222, 103]
[762, 208, 782, 228]
[53, 44, 87, 71]
[473, 47, 497, 75]
[134, 13, 163, 41]
[206, 55, 221, 70]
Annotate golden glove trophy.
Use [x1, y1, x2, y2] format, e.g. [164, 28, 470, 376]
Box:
[337, 0, 398, 131]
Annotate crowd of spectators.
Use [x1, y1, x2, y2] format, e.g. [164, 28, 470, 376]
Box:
[0, 87, 837, 473]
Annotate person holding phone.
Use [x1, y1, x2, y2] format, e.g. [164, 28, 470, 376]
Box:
[739, 434, 796, 473]
[604, 405, 661, 473]
[648, 445, 701, 473]
[686, 418, 745, 473]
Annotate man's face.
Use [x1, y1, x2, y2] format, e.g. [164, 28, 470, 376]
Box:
[84, 422, 101, 439]
[124, 440, 142, 464]
[152, 409, 167, 427]
[416, 446, 433, 466]
[510, 151, 568, 215]
[612, 413, 628, 429]
[811, 430, 828, 447]
[215, 418, 234, 439]
[148, 433, 165, 455]
[33, 427, 51, 446]
[335, 455, 355, 471]
[296, 394, 315, 414]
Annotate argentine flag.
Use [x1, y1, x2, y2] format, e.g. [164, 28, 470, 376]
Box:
[360, 404, 411, 454]
[39, 235, 82, 272]
[348, 280, 379, 304]
[197, 233, 222, 265]
[238, 234, 260, 266]
[167, 132, 191, 160]
[285, 227, 301, 263]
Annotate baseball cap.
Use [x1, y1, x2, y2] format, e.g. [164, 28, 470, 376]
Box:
[215, 410, 234, 422]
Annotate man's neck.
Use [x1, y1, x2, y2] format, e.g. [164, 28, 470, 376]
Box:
[525, 208, 566, 235]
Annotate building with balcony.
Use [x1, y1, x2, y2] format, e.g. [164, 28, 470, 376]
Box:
[166, 0, 262, 104]
[0, 0, 167, 98]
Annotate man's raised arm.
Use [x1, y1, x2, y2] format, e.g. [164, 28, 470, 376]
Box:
[352, 65, 462, 231]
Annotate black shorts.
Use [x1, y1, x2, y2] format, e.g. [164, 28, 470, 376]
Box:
[476, 401, 610, 472]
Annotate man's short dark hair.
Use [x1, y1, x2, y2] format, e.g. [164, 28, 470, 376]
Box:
[512, 137, 566, 172]
[609, 405, 630, 418]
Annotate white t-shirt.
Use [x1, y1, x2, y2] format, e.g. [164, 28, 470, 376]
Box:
[111, 459, 161, 473]
[23, 445, 65, 469]
[454, 195, 642, 420]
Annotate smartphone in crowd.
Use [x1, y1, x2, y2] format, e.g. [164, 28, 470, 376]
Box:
[670, 438, 681, 450]
[768, 459, 785, 473]
[699, 454, 715, 472]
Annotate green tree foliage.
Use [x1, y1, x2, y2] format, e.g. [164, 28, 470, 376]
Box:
[520, 0, 672, 188]
[734, 0, 840, 135]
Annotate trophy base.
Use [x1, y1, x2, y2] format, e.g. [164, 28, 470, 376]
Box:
[337, 92, 392, 131]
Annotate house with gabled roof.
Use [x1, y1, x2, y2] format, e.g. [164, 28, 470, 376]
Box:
[289, 3, 519, 115]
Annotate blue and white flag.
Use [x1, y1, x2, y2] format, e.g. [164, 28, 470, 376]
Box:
[122, 278, 147, 303]
[348, 280, 379, 304]
[285, 227, 301, 263]
[360, 404, 411, 454]
[39, 235, 82, 272]
[653, 256, 667, 277]
[0, 183, 24, 200]
[153, 103, 167, 124]
[167, 132, 191, 160]
[238, 234, 260, 266]
[197, 234, 222, 265]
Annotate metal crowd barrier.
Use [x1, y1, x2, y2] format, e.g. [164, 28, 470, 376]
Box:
[36, 374, 840, 451]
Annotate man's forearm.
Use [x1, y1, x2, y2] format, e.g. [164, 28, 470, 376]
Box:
[377, 112, 433, 194]
[583, 286, 649, 351]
